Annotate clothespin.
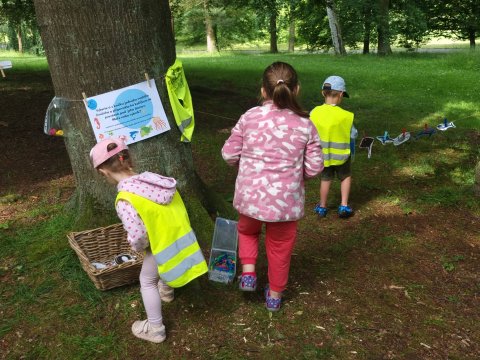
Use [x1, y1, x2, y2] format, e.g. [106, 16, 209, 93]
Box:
[82, 92, 87, 105]
[145, 73, 151, 88]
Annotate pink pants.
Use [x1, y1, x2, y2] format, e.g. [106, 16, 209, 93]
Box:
[139, 249, 164, 326]
[238, 214, 298, 293]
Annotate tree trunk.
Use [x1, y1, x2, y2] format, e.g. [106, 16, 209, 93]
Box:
[204, 0, 218, 53]
[288, 17, 295, 52]
[16, 25, 23, 53]
[362, 3, 373, 54]
[377, 0, 392, 56]
[326, 1, 346, 55]
[33, 0, 224, 237]
[468, 29, 476, 50]
[269, 12, 278, 53]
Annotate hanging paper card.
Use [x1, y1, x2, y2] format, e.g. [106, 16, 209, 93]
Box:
[84, 80, 171, 145]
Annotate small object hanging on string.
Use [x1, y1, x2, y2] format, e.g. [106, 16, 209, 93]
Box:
[350, 125, 358, 161]
[359, 132, 374, 159]
[436, 117, 456, 131]
[44, 96, 69, 137]
[393, 128, 411, 146]
[376, 131, 394, 145]
[415, 123, 436, 140]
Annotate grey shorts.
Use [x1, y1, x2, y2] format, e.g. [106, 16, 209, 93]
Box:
[321, 157, 351, 181]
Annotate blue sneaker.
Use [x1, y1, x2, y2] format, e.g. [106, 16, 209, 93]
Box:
[314, 204, 328, 217]
[338, 205, 354, 218]
[264, 284, 282, 312]
[238, 274, 257, 292]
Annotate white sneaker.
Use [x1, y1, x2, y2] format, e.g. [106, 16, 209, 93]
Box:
[158, 281, 174, 303]
[131, 320, 166, 343]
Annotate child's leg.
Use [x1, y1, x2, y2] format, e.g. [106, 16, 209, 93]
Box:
[340, 176, 351, 206]
[320, 180, 332, 207]
[264, 220, 298, 298]
[139, 250, 163, 326]
[238, 214, 263, 273]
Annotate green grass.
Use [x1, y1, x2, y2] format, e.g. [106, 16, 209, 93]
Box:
[1, 50, 479, 359]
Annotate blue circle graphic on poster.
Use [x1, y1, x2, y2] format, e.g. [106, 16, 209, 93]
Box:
[87, 99, 97, 110]
[113, 89, 153, 129]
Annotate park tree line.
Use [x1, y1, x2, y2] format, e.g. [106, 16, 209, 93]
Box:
[1, 0, 478, 54]
[170, 0, 479, 53]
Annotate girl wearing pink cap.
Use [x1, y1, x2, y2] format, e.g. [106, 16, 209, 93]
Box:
[221, 62, 324, 311]
[90, 138, 207, 343]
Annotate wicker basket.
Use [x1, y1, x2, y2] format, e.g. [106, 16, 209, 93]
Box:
[67, 223, 144, 291]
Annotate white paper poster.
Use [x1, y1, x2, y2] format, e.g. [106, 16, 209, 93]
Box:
[84, 80, 170, 145]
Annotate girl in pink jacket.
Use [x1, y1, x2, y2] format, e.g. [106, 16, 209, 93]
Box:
[221, 62, 324, 311]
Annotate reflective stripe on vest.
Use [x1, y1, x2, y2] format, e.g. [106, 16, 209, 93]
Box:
[310, 104, 354, 167]
[116, 190, 208, 288]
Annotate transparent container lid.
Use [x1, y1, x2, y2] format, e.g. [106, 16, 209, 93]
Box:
[211, 217, 238, 252]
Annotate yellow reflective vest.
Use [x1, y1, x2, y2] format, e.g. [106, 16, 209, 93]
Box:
[166, 59, 195, 142]
[310, 104, 354, 167]
[116, 191, 208, 288]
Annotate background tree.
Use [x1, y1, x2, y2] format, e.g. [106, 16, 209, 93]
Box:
[424, 0, 479, 50]
[326, 0, 346, 55]
[33, 0, 226, 236]
[170, 0, 258, 51]
[0, 0, 37, 52]
[376, 0, 392, 55]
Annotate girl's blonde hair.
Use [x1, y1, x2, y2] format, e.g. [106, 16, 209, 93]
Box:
[262, 62, 308, 118]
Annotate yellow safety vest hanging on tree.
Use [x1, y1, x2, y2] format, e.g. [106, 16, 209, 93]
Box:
[310, 104, 354, 167]
[116, 191, 208, 288]
[165, 59, 195, 142]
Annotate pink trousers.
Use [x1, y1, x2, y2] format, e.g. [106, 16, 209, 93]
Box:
[139, 249, 164, 326]
[237, 214, 298, 293]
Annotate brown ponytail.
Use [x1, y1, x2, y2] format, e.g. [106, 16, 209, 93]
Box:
[262, 62, 308, 118]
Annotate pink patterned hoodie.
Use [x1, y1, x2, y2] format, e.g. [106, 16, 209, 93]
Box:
[116, 172, 177, 252]
[222, 101, 324, 222]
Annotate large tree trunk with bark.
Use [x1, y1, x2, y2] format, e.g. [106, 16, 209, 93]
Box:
[33, 0, 224, 238]
[377, 0, 392, 56]
[326, 0, 346, 55]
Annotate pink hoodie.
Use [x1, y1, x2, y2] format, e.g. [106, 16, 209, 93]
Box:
[222, 101, 324, 222]
[116, 171, 177, 252]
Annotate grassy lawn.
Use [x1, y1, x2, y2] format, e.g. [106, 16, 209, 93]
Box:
[0, 50, 479, 359]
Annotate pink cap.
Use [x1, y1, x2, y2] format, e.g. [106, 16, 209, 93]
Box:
[90, 138, 128, 168]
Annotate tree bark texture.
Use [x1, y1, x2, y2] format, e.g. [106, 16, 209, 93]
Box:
[326, 1, 346, 55]
[269, 13, 278, 53]
[377, 0, 392, 56]
[33, 0, 219, 235]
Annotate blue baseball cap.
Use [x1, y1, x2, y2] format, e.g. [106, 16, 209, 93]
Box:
[322, 75, 349, 98]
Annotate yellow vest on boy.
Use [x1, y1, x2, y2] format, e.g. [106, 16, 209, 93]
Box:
[310, 104, 354, 167]
[116, 191, 207, 288]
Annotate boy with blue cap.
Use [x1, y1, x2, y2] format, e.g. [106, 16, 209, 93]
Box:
[310, 75, 355, 218]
